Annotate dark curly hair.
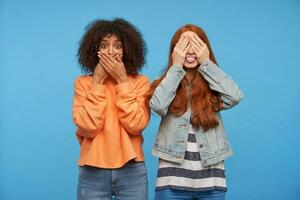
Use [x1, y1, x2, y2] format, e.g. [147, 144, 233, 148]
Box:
[77, 18, 147, 75]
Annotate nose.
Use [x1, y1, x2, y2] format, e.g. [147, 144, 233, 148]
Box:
[187, 46, 194, 54]
[108, 45, 114, 55]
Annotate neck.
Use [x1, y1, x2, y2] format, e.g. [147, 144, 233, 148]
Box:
[184, 68, 197, 82]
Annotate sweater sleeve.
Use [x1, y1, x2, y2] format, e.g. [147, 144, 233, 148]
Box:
[115, 76, 151, 135]
[149, 65, 186, 116]
[198, 60, 244, 109]
[72, 77, 107, 138]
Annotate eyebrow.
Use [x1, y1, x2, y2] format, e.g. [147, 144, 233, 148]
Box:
[101, 39, 122, 42]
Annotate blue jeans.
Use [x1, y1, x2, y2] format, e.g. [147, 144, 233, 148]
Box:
[77, 161, 148, 200]
[155, 188, 226, 200]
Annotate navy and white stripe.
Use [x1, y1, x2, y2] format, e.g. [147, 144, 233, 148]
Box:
[156, 125, 227, 192]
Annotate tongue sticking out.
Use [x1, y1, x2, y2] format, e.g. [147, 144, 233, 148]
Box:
[186, 57, 196, 63]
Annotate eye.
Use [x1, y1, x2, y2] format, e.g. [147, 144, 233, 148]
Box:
[99, 43, 108, 49]
[114, 43, 123, 49]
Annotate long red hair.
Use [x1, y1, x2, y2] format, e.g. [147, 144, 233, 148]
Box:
[148, 24, 222, 131]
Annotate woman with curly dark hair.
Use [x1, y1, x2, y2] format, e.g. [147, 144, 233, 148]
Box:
[149, 24, 244, 199]
[73, 18, 150, 200]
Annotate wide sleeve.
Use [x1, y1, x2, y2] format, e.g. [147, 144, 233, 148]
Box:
[149, 65, 186, 116]
[198, 60, 244, 109]
[72, 77, 107, 138]
[115, 76, 151, 135]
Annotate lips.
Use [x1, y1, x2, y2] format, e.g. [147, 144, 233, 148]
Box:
[185, 56, 196, 63]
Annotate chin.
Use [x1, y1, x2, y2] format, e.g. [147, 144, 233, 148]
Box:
[183, 61, 199, 68]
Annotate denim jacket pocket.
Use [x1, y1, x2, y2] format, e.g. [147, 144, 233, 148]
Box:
[196, 131, 213, 158]
[198, 143, 212, 158]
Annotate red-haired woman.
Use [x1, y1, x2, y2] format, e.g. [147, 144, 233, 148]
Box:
[149, 24, 244, 200]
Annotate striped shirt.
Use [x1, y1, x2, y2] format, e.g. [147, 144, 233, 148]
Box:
[156, 125, 227, 192]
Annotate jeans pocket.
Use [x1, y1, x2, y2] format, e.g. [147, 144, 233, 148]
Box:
[126, 161, 144, 167]
[79, 166, 97, 177]
[123, 161, 148, 184]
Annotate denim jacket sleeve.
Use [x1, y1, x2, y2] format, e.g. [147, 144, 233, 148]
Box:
[198, 60, 244, 109]
[149, 65, 186, 116]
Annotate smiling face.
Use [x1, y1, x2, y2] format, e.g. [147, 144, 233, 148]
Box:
[179, 31, 199, 68]
[99, 34, 123, 56]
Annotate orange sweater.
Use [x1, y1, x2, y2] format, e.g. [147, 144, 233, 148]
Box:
[72, 75, 150, 168]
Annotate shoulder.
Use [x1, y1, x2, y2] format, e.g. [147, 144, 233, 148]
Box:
[74, 75, 92, 83]
[74, 75, 93, 89]
[129, 74, 150, 84]
[128, 74, 150, 88]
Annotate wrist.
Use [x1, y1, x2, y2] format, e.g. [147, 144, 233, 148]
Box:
[172, 61, 183, 67]
[199, 58, 210, 65]
[93, 75, 105, 84]
[92, 79, 104, 85]
[117, 75, 128, 84]
[200, 59, 210, 65]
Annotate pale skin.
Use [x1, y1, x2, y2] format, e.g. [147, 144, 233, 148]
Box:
[92, 34, 128, 85]
[172, 31, 210, 69]
[174, 31, 224, 109]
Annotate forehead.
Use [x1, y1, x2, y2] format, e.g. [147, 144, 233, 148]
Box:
[101, 34, 121, 42]
[180, 31, 198, 38]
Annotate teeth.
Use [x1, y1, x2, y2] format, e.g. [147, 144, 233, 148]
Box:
[186, 57, 196, 63]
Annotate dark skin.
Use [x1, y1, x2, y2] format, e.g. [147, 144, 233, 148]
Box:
[92, 35, 128, 85]
[92, 53, 128, 85]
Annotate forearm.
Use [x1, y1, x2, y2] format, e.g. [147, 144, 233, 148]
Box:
[73, 83, 107, 137]
[149, 65, 186, 116]
[198, 60, 244, 109]
[116, 80, 150, 135]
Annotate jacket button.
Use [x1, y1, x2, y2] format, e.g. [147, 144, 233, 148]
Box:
[199, 144, 203, 148]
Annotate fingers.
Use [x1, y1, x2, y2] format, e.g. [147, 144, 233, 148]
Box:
[190, 44, 201, 56]
[175, 36, 189, 52]
[99, 54, 111, 72]
[175, 36, 185, 49]
[190, 37, 202, 50]
[190, 35, 210, 64]
[112, 53, 123, 63]
[183, 43, 192, 54]
[99, 54, 116, 72]
[102, 53, 116, 66]
[178, 36, 189, 51]
[99, 52, 123, 64]
[98, 52, 125, 77]
[115, 55, 122, 62]
[190, 36, 209, 58]
[192, 35, 206, 47]
[172, 34, 209, 66]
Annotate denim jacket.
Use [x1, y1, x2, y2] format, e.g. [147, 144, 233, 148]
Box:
[149, 60, 244, 167]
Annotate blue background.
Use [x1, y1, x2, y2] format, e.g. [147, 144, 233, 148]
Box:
[1, 0, 300, 199]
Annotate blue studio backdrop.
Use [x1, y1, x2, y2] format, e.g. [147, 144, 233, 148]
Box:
[1, 0, 300, 199]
